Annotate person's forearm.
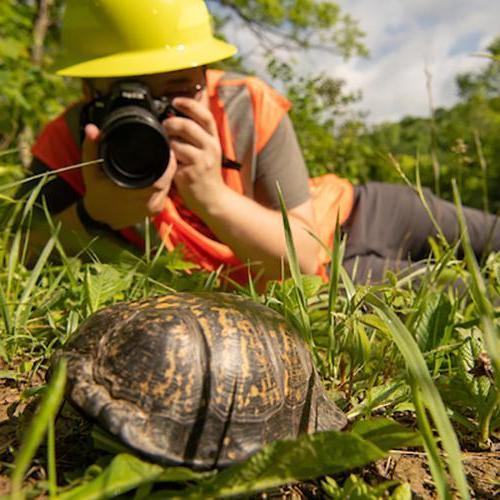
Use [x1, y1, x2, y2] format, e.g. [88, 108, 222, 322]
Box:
[27, 204, 137, 263]
[200, 186, 321, 281]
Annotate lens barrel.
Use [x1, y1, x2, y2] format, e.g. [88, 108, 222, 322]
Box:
[99, 106, 169, 189]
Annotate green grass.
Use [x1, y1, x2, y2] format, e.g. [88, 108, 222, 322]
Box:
[0, 165, 498, 499]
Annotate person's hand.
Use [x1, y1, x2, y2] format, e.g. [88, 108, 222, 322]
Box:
[163, 97, 227, 215]
[81, 124, 177, 230]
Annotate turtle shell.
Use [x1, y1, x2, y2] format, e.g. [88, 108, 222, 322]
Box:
[55, 292, 347, 469]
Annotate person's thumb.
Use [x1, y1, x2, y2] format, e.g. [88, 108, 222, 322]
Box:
[81, 124, 102, 182]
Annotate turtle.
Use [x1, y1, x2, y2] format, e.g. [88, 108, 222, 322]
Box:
[54, 292, 347, 470]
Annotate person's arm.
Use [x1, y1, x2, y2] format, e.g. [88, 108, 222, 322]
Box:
[26, 202, 138, 264]
[22, 124, 177, 262]
[165, 97, 320, 283]
[202, 187, 320, 280]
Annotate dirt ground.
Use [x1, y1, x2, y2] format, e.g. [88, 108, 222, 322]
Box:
[1, 373, 498, 499]
[370, 452, 499, 499]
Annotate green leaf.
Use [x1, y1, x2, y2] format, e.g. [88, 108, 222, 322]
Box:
[0, 38, 25, 59]
[58, 454, 208, 500]
[84, 264, 133, 313]
[391, 482, 412, 500]
[165, 430, 387, 499]
[413, 293, 452, 353]
[322, 474, 403, 499]
[301, 275, 324, 298]
[352, 417, 422, 450]
[0, 370, 17, 380]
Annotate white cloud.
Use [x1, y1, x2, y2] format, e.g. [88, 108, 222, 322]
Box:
[322, 0, 498, 122]
[219, 0, 498, 123]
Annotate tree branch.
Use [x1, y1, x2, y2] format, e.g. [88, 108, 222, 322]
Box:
[18, 0, 54, 167]
[209, 0, 352, 54]
[31, 0, 54, 66]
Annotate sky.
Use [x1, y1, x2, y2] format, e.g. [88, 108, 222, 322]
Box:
[219, 0, 498, 124]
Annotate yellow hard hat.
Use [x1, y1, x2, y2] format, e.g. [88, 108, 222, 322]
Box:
[53, 0, 237, 77]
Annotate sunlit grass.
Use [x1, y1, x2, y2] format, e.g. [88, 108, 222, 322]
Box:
[0, 163, 498, 498]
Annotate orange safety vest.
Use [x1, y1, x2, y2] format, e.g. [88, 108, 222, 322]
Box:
[32, 70, 354, 283]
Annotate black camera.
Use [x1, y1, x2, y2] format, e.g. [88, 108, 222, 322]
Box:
[80, 82, 182, 189]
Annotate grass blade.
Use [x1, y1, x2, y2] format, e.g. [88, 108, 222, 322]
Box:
[452, 181, 500, 446]
[411, 379, 449, 499]
[0, 283, 12, 359]
[47, 419, 57, 499]
[327, 216, 343, 321]
[366, 294, 470, 499]
[13, 225, 60, 334]
[276, 182, 311, 344]
[10, 360, 66, 500]
[452, 181, 499, 386]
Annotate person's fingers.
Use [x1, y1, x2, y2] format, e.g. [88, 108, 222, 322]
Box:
[163, 116, 208, 149]
[82, 124, 99, 159]
[81, 124, 106, 183]
[152, 150, 177, 190]
[171, 97, 218, 137]
[147, 189, 169, 214]
[170, 140, 204, 167]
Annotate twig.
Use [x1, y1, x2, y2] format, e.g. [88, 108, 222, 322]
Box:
[390, 449, 500, 460]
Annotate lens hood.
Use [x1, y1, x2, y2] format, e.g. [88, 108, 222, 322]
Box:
[99, 105, 169, 189]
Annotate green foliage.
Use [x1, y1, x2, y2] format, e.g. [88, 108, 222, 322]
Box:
[57, 454, 210, 500]
[267, 58, 365, 179]
[354, 95, 500, 212]
[53, 418, 418, 499]
[1, 4, 499, 498]
[10, 360, 66, 500]
[0, 0, 80, 161]
[322, 475, 411, 500]
[329, 37, 500, 212]
[456, 37, 500, 100]
[366, 293, 469, 499]
[1, 170, 499, 497]
[210, 0, 367, 58]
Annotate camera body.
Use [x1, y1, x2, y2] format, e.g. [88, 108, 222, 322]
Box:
[81, 82, 181, 189]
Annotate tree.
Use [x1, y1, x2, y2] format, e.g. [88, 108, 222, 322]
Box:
[0, 0, 80, 167]
[456, 36, 500, 100]
[1, 0, 367, 167]
[208, 1, 369, 179]
[209, 0, 367, 59]
[331, 36, 500, 212]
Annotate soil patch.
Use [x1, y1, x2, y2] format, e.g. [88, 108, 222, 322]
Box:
[0, 377, 23, 496]
[373, 451, 500, 499]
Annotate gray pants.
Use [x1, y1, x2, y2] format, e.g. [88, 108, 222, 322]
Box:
[341, 183, 500, 284]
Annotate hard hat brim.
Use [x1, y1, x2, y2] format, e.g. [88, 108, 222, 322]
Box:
[53, 38, 237, 78]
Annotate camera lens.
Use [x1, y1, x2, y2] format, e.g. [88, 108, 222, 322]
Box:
[99, 106, 169, 189]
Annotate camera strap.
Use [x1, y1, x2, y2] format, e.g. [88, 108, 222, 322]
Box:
[221, 156, 241, 170]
